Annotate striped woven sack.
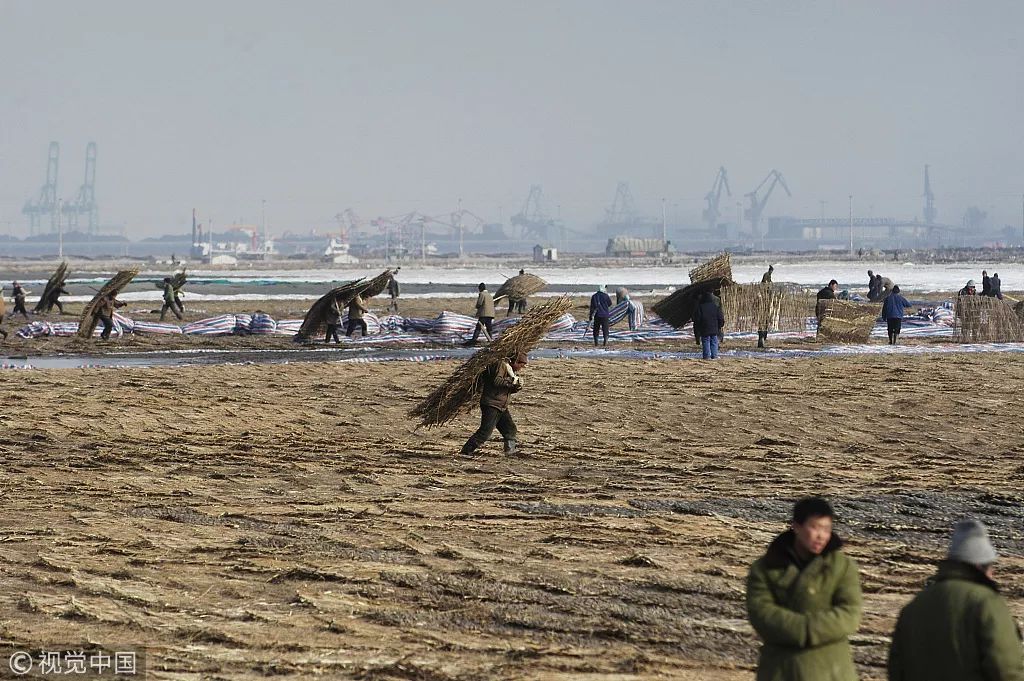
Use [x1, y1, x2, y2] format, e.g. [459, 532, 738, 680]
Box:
[431, 311, 478, 335]
[341, 312, 381, 335]
[133, 321, 184, 335]
[113, 312, 135, 332]
[547, 312, 576, 332]
[183, 314, 238, 336]
[607, 301, 630, 326]
[249, 313, 277, 335]
[274, 319, 303, 335]
[233, 314, 252, 334]
[50, 322, 81, 337]
[402, 317, 436, 333]
[16, 321, 52, 338]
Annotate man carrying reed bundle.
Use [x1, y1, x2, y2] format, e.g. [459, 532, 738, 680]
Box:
[346, 293, 369, 337]
[96, 292, 127, 341]
[324, 297, 342, 343]
[160, 277, 183, 321]
[460, 352, 528, 458]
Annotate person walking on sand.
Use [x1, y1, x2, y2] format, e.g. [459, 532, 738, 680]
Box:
[460, 352, 528, 458]
[747, 497, 862, 681]
[44, 282, 69, 314]
[888, 519, 1024, 681]
[346, 293, 369, 337]
[96, 291, 127, 340]
[387, 270, 400, 313]
[816, 279, 838, 321]
[589, 285, 613, 347]
[159, 277, 183, 321]
[693, 290, 725, 359]
[515, 269, 528, 314]
[468, 283, 495, 345]
[882, 285, 913, 345]
[324, 297, 342, 343]
[12, 282, 29, 319]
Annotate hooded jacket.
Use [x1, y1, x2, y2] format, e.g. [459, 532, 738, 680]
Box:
[746, 530, 862, 681]
[888, 560, 1024, 681]
[693, 292, 725, 338]
[589, 290, 612, 319]
[882, 293, 912, 321]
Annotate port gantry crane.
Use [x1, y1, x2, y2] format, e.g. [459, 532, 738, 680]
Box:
[702, 166, 731, 231]
[510, 185, 561, 242]
[744, 169, 791, 239]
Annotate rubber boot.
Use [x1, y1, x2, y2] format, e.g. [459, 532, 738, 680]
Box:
[503, 439, 519, 456]
[460, 441, 478, 458]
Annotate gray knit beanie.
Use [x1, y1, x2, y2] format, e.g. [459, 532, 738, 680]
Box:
[947, 519, 998, 566]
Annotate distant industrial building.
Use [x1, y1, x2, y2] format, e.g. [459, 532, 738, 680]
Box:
[768, 216, 961, 250]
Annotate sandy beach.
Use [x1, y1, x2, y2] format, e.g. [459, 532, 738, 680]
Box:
[1, 354, 1022, 679]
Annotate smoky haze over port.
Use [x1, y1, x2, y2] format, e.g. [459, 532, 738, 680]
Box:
[0, 0, 1022, 244]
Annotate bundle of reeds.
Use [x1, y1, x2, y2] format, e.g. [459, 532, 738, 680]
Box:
[816, 300, 880, 343]
[720, 283, 811, 333]
[688, 252, 732, 285]
[954, 296, 1024, 343]
[295, 278, 369, 340]
[360, 269, 397, 300]
[493, 273, 547, 302]
[410, 296, 573, 428]
[77, 269, 139, 338]
[34, 261, 69, 313]
[651, 277, 729, 328]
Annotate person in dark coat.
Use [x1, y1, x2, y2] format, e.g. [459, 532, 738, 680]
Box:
[816, 279, 838, 321]
[881, 285, 913, 345]
[693, 290, 725, 359]
[981, 270, 992, 297]
[45, 283, 69, 314]
[959, 279, 978, 297]
[589, 285, 612, 347]
[11, 282, 29, 319]
[460, 352, 528, 458]
[324, 297, 342, 343]
[387, 269, 400, 313]
[867, 270, 878, 301]
[990, 272, 1003, 300]
[96, 292, 126, 340]
[762, 265, 774, 284]
[746, 497, 862, 681]
[888, 519, 1024, 681]
[159, 277, 183, 321]
[468, 283, 495, 344]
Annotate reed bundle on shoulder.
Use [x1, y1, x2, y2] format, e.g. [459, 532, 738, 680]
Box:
[651, 278, 729, 328]
[34, 260, 69, 313]
[410, 296, 572, 428]
[295, 278, 369, 340]
[77, 269, 139, 338]
[493, 273, 547, 302]
[360, 268, 397, 300]
[688, 253, 732, 285]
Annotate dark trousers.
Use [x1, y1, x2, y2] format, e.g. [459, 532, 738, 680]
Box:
[46, 299, 64, 314]
[887, 318, 902, 345]
[757, 329, 768, 348]
[160, 301, 183, 321]
[346, 318, 368, 337]
[325, 323, 341, 343]
[593, 316, 610, 346]
[99, 315, 114, 340]
[13, 299, 28, 318]
[463, 405, 517, 453]
[470, 316, 493, 342]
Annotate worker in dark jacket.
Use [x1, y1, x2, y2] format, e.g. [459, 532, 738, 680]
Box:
[816, 279, 838, 321]
[762, 264, 774, 284]
[324, 297, 342, 343]
[387, 271, 400, 313]
[159, 278, 183, 321]
[589, 285, 613, 347]
[990, 273, 1003, 300]
[346, 293, 369, 337]
[747, 497, 862, 681]
[12, 282, 29, 318]
[96, 292, 126, 340]
[881, 285, 913, 345]
[45, 283, 69, 314]
[460, 352, 528, 458]
[867, 270, 879, 301]
[888, 519, 1024, 681]
[981, 270, 992, 296]
[693, 290, 725, 359]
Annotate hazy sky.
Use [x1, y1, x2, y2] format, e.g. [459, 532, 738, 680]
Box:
[1, 0, 1022, 237]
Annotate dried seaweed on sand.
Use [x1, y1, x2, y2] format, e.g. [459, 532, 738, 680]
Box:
[295, 278, 369, 340]
[34, 261, 69, 313]
[77, 269, 139, 339]
[410, 296, 573, 428]
[816, 300, 880, 343]
[493, 273, 547, 302]
[688, 253, 732, 285]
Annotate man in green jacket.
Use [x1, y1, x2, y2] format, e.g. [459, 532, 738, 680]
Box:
[888, 519, 1024, 681]
[746, 497, 862, 681]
